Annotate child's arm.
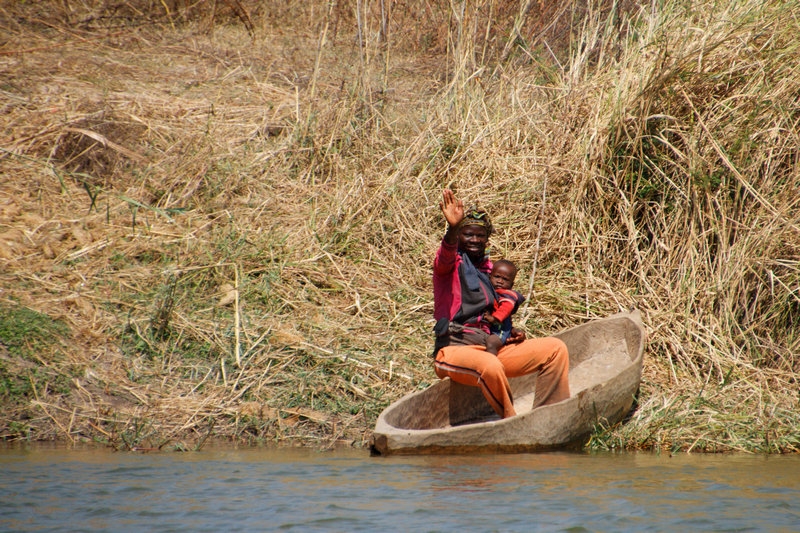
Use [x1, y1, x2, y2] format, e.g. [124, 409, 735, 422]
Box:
[490, 297, 517, 322]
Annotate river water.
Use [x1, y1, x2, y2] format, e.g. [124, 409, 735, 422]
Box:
[2, 445, 799, 532]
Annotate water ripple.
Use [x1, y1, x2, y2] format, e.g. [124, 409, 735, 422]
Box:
[1, 448, 800, 532]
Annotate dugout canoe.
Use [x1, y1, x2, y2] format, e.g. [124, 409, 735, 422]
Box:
[370, 310, 645, 455]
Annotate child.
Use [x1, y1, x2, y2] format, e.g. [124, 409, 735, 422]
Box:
[483, 259, 526, 355]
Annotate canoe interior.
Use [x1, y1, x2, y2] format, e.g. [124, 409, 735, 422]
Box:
[381, 312, 644, 431]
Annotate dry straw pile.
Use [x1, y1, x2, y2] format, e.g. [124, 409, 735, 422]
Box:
[1, 0, 798, 452]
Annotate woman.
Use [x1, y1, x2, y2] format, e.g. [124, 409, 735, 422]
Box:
[432, 189, 570, 418]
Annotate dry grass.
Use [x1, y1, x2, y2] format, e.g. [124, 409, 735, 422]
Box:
[1, 0, 798, 452]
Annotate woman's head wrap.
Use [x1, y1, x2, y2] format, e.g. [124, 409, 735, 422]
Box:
[458, 207, 493, 235]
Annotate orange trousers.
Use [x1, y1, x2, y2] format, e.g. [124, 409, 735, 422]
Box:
[434, 337, 570, 418]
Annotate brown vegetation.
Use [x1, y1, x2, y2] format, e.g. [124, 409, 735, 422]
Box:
[1, 0, 798, 452]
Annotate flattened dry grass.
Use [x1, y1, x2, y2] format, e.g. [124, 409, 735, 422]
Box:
[0, 0, 798, 452]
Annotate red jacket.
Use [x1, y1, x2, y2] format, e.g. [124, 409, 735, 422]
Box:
[491, 288, 525, 322]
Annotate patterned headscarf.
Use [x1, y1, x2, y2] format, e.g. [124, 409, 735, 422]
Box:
[458, 207, 494, 235]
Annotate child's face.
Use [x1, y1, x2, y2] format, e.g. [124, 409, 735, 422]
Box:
[489, 263, 516, 290]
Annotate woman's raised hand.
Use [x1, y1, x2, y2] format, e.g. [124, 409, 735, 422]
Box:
[440, 189, 465, 228]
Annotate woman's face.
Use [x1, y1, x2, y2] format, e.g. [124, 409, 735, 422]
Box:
[458, 224, 489, 262]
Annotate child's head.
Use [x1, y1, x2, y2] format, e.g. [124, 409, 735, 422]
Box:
[489, 259, 517, 290]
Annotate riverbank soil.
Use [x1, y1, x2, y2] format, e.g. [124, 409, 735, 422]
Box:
[1, 1, 798, 452]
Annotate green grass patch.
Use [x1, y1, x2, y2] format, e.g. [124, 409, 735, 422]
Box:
[0, 304, 73, 403]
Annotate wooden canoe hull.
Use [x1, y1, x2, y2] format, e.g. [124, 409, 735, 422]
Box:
[371, 310, 645, 455]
